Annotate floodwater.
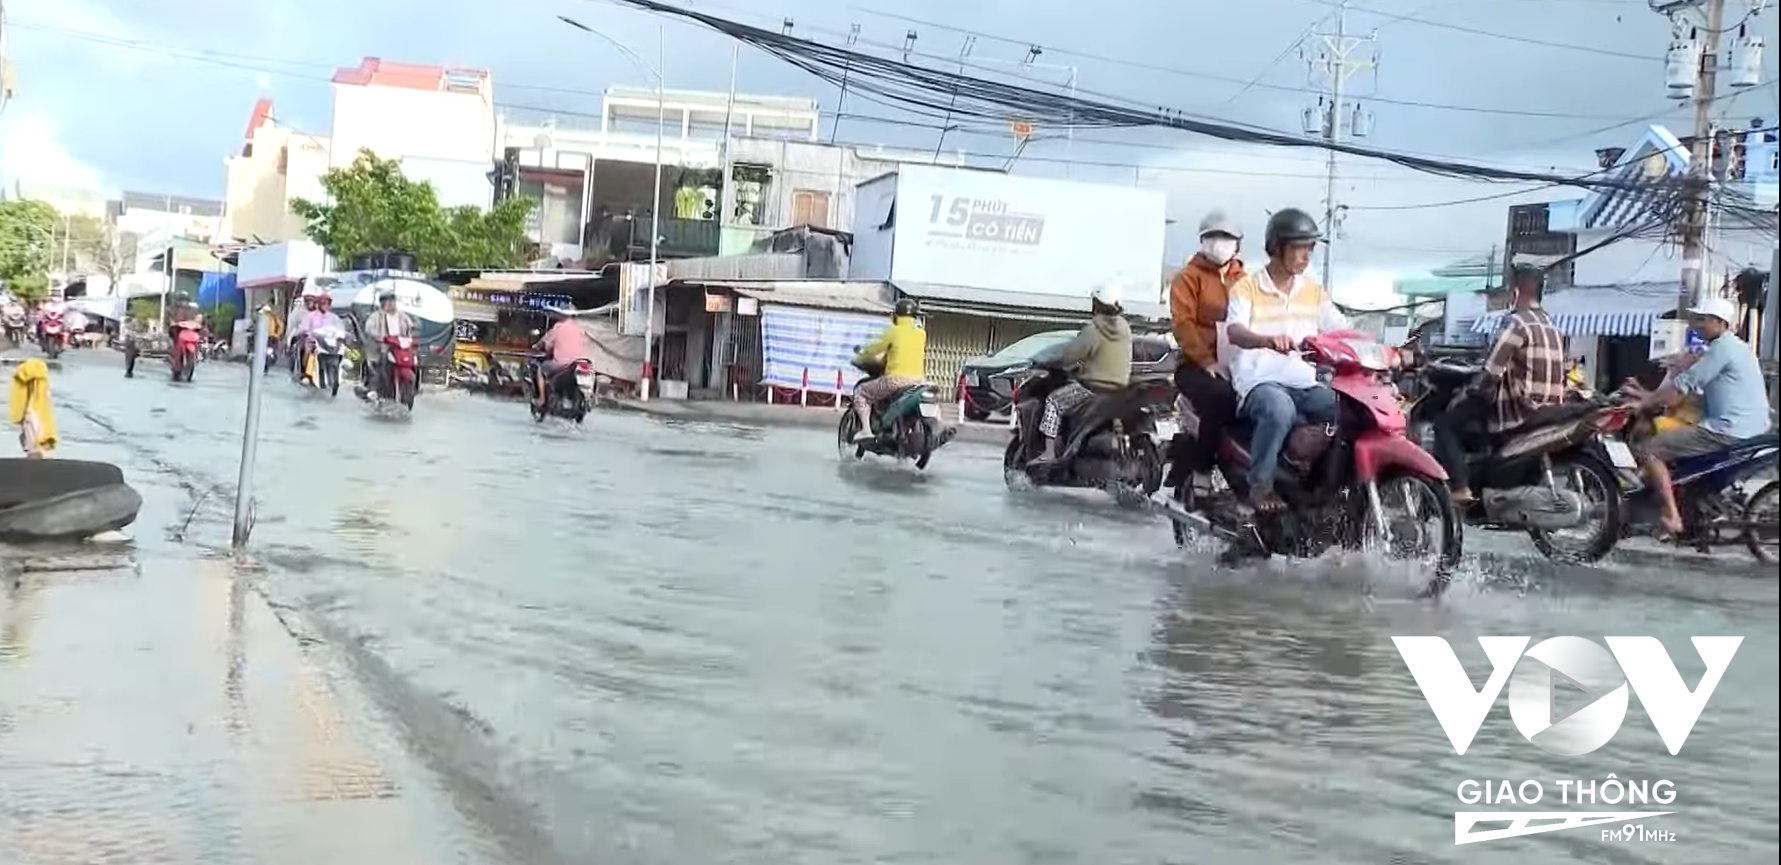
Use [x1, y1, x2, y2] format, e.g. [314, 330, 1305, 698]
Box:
[37, 351, 1781, 864]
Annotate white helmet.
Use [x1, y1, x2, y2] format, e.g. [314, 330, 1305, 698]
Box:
[1090, 283, 1124, 310]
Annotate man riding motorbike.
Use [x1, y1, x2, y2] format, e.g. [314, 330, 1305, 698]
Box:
[1222, 208, 1347, 513]
[532, 308, 588, 410]
[1166, 210, 1245, 489]
[849, 298, 928, 443]
[1027, 284, 1134, 468]
[361, 288, 418, 392]
[1629, 296, 1772, 537]
[1430, 264, 1568, 506]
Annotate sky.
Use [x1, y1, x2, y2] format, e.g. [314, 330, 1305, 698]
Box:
[2, 0, 1776, 304]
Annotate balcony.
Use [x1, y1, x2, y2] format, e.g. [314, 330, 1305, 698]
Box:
[629, 217, 719, 259]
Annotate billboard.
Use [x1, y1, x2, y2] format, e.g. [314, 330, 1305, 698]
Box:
[854, 165, 1167, 298]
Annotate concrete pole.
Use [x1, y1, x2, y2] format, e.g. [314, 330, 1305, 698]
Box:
[1677, 0, 1725, 315]
[642, 23, 665, 402]
[232, 306, 270, 550]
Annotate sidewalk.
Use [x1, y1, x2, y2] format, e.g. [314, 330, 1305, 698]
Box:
[605, 396, 1016, 446]
[1, 412, 494, 864]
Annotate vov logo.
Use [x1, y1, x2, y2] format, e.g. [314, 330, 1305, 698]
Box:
[1392, 636, 1744, 756]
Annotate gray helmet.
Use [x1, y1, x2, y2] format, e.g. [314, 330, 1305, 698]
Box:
[1198, 210, 1242, 240]
[1263, 208, 1321, 256]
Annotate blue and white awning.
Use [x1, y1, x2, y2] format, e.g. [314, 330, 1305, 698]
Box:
[1471, 283, 1682, 337]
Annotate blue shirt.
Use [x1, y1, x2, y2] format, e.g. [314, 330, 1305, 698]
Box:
[1672, 332, 1771, 439]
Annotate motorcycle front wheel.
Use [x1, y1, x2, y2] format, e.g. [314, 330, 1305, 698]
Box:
[1526, 453, 1622, 564]
[1363, 471, 1463, 597]
[396, 374, 416, 409]
[836, 411, 865, 460]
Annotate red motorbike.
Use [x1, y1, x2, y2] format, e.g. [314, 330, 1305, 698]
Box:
[374, 334, 418, 409]
[1162, 331, 1462, 596]
[38, 315, 65, 359]
[169, 319, 203, 382]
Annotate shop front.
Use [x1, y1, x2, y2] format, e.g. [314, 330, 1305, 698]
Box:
[448, 284, 578, 379]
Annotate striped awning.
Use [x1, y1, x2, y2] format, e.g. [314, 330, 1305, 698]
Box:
[1470, 284, 1681, 337]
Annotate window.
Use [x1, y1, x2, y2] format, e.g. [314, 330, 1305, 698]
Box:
[730, 164, 771, 226]
[791, 188, 831, 229]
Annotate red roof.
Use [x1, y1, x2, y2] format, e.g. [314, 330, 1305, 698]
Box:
[329, 57, 489, 93]
[244, 98, 272, 141]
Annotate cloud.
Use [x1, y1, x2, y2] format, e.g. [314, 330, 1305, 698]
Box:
[0, 111, 105, 190]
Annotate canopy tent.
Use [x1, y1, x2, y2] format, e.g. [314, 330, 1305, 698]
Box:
[760, 304, 891, 394]
[1471, 283, 1682, 337]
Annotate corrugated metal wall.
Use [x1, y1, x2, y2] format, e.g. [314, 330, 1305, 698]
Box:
[922, 313, 1058, 391]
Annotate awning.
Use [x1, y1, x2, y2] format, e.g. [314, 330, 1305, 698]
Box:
[1471, 283, 1682, 337]
[680, 279, 896, 314]
[454, 301, 499, 323]
[897, 281, 1168, 322]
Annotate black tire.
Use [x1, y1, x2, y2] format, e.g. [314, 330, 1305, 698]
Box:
[1743, 480, 1780, 566]
[906, 416, 934, 469]
[1527, 453, 1623, 564]
[837, 411, 865, 460]
[397, 375, 416, 410]
[964, 405, 989, 422]
[1170, 479, 1195, 548]
[1002, 436, 1027, 490]
[0, 458, 126, 510]
[1135, 437, 1164, 496]
[1369, 471, 1464, 598]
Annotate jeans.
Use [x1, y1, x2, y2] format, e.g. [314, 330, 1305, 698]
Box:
[1431, 393, 1487, 489]
[1242, 382, 1338, 492]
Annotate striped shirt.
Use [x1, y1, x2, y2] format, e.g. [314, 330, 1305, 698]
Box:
[1222, 269, 1347, 400]
[1484, 307, 1567, 432]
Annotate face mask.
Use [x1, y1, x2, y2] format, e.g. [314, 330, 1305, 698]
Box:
[1201, 237, 1239, 265]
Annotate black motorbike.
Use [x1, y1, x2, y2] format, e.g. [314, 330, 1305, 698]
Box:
[1001, 360, 1173, 503]
[524, 353, 590, 424]
[1409, 359, 1640, 563]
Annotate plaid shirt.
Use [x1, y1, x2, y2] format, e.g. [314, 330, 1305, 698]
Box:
[1484, 307, 1567, 432]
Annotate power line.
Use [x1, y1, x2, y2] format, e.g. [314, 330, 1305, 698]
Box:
[1304, 0, 1664, 61]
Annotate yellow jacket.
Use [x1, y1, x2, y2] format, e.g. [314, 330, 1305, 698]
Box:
[853, 316, 926, 380]
[9, 358, 57, 455]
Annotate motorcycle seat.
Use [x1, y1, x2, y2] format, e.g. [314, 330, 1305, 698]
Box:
[1423, 361, 1481, 388]
[1512, 401, 1599, 431]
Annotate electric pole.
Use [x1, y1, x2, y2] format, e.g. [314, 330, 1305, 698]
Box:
[1676, 0, 1726, 316]
[1304, 2, 1376, 293]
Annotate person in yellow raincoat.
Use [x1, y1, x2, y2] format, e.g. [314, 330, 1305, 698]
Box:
[8, 358, 58, 458]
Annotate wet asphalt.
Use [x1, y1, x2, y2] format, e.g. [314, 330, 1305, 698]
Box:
[5, 347, 1778, 865]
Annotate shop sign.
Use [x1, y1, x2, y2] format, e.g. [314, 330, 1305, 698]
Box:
[448, 288, 573, 311]
[704, 291, 732, 313]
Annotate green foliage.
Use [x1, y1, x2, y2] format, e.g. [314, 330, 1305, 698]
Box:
[291, 148, 537, 272]
[127, 298, 160, 323]
[204, 301, 240, 334]
[0, 198, 59, 302]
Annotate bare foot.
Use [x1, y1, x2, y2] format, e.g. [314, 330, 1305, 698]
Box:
[1250, 489, 1286, 513]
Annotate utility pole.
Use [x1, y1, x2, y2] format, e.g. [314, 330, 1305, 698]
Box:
[1303, 2, 1375, 293]
[1675, 0, 1726, 316]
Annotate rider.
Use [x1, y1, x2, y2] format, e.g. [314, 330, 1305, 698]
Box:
[1631, 296, 1772, 536]
[1027, 284, 1134, 467]
[1167, 210, 1245, 488]
[290, 290, 345, 380]
[361, 288, 418, 390]
[1430, 263, 1567, 505]
[1222, 208, 1347, 512]
[532, 308, 589, 407]
[849, 298, 927, 442]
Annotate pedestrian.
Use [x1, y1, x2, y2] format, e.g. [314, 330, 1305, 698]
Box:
[8, 358, 58, 458]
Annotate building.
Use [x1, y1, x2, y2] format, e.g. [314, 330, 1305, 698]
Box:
[716, 138, 965, 255]
[221, 98, 330, 243]
[495, 88, 823, 265]
[849, 164, 1170, 388]
[110, 191, 225, 272]
[220, 58, 495, 246]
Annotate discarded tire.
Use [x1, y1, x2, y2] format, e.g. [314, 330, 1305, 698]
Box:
[0, 458, 125, 510]
[0, 483, 143, 542]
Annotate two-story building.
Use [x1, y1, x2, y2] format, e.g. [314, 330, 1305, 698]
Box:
[221, 58, 496, 246]
[496, 87, 825, 266]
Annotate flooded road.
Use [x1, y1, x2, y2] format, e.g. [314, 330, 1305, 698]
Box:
[41, 352, 1781, 864]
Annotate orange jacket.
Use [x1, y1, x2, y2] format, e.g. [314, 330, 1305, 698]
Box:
[1169, 253, 1245, 371]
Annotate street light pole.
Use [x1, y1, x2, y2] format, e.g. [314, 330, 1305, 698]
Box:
[557, 15, 667, 401]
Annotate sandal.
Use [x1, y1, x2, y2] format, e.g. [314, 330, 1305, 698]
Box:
[1250, 490, 1287, 514]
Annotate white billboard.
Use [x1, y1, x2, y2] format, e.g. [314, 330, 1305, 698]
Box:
[856, 165, 1167, 298]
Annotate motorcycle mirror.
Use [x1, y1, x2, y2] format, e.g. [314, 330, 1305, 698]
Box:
[530, 329, 542, 337]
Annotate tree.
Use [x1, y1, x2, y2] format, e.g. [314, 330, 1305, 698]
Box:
[291, 148, 536, 272]
[0, 198, 59, 302]
[65, 214, 138, 294]
[204, 301, 239, 335]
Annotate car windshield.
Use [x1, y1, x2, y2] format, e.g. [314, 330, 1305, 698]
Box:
[986, 331, 1075, 362]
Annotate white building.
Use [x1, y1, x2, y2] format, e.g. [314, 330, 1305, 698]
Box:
[110, 191, 225, 273]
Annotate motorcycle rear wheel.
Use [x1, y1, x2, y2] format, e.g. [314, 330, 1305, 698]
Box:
[1744, 480, 1780, 565]
[1526, 453, 1622, 564]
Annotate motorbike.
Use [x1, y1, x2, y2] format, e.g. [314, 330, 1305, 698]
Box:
[451, 355, 524, 397]
[524, 353, 591, 423]
[1001, 361, 1173, 502]
[168, 319, 203, 382]
[298, 327, 346, 397]
[1408, 359, 1640, 563]
[3, 312, 25, 348]
[365, 334, 419, 410]
[1161, 332, 1462, 595]
[838, 355, 947, 469]
[38, 317, 65, 359]
[1612, 409, 1779, 564]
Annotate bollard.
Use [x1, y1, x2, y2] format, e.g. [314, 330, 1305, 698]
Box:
[834, 369, 844, 411]
[232, 307, 271, 550]
[955, 373, 968, 424]
[639, 360, 653, 403]
[800, 367, 809, 408]
[1008, 379, 1020, 429]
